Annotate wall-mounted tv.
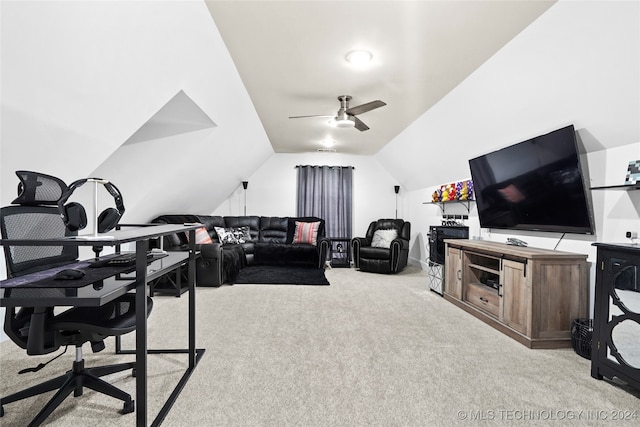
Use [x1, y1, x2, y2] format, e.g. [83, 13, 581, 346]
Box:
[468, 125, 594, 234]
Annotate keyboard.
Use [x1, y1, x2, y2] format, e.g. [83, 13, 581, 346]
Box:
[89, 252, 153, 268]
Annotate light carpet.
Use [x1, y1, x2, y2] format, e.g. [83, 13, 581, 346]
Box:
[1, 266, 638, 426]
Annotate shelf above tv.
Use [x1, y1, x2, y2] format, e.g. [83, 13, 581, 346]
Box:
[423, 199, 475, 214]
[590, 183, 640, 191]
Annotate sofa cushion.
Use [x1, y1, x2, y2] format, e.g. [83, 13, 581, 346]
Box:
[192, 227, 213, 245]
[196, 215, 226, 241]
[259, 216, 288, 243]
[371, 229, 397, 248]
[214, 226, 252, 244]
[292, 221, 320, 245]
[286, 217, 325, 243]
[224, 216, 260, 241]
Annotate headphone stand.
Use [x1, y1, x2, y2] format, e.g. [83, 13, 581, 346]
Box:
[68, 179, 117, 240]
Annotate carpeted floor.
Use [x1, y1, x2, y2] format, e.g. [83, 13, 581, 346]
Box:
[1, 265, 638, 426]
[232, 265, 330, 285]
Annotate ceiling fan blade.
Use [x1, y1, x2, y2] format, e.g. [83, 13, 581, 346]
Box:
[353, 116, 370, 132]
[288, 114, 333, 119]
[346, 100, 386, 116]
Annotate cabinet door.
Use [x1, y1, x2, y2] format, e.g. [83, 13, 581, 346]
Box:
[445, 246, 462, 299]
[501, 259, 530, 335]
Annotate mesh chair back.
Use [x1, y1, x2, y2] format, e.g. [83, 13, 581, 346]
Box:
[11, 170, 68, 206]
[1, 205, 78, 278]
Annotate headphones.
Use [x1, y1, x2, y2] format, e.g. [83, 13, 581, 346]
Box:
[57, 178, 125, 233]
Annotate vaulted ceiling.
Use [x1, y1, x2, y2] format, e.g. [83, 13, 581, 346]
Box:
[205, 0, 555, 155]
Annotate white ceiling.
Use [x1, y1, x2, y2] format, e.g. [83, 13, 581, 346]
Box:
[205, 0, 556, 155]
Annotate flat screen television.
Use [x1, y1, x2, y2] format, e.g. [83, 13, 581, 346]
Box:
[468, 125, 594, 234]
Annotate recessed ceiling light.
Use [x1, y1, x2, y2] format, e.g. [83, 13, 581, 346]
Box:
[322, 138, 336, 147]
[345, 50, 373, 67]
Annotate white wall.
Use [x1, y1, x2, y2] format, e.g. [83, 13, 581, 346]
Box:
[377, 0, 640, 315]
[0, 0, 272, 341]
[213, 152, 402, 238]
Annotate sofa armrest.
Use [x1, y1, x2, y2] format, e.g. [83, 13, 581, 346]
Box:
[198, 242, 223, 259]
[317, 237, 331, 268]
[195, 243, 224, 287]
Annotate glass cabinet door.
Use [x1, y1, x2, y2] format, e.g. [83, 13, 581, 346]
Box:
[606, 260, 640, 369]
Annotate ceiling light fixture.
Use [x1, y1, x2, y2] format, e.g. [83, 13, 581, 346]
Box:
[333, 111, 355, 128]
[345, 50, 373, 67]
[322, 138, 336, 147]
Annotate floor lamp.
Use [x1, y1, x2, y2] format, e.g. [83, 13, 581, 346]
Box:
[242, 181, 248, 215]
[394, 185, 400, 219]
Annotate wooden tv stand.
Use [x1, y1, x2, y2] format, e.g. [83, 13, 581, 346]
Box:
[443, 240, 589, 349]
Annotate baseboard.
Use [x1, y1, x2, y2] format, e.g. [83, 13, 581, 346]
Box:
[408, 257, 429, 271]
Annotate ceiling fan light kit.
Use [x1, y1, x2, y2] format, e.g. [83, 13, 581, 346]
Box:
[334, 112, 355, 128]
[290, 94, 386, 133]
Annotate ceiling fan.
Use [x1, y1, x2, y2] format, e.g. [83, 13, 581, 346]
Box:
[289, 95, 386, 131]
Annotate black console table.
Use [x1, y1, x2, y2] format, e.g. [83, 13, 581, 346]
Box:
[329, 237, 351, 268]
[1, 223, 204, 426]
[591, 243, 640, 392]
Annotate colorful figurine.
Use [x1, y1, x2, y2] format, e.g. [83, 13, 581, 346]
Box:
[460, 181, 469, 200]
[448, 183, 456, 201]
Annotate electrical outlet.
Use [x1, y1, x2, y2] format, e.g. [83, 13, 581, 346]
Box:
[626, 231, 638, 239]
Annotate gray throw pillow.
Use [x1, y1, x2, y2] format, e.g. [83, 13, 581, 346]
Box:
[371, 229, 398, 248]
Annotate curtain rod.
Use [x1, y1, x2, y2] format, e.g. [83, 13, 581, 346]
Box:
[295, 165, 355, 169]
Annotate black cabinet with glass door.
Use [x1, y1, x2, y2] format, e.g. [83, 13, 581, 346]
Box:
[591, 243, 640, 392]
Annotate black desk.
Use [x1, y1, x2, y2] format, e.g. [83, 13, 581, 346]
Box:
[1, 224, 204, 426]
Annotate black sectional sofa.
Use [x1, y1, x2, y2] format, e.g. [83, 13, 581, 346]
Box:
[151, 215, 329, 286]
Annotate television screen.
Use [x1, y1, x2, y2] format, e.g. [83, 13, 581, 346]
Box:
[468, 125, 594, 234]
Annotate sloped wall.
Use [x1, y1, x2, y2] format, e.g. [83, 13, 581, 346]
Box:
[376, 0, 639, 314]
[0, 0, 273, 340]
[1, 0, 272, 223]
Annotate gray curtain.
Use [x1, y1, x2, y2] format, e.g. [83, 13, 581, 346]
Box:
[296, 165, 353, 239]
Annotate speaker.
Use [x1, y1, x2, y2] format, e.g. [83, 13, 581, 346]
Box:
[57, 178, 125, 233]
[428, 226, 468, 264]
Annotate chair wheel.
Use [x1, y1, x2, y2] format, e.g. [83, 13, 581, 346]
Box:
[122, 399, 135, 414]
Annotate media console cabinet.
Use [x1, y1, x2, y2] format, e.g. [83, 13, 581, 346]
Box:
[444, 239, 589, 349]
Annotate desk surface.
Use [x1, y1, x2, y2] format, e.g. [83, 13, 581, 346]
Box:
[1, 251, 189, 307]
[0, 223, 200, 247]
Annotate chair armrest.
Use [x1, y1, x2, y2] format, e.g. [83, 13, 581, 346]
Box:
[392, 237, 410, 250]
[350, 237, 371, 269]
[389, 237, 410, 272]
[351, 237, 371, 247]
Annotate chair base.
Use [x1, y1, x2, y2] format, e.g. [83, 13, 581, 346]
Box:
[0, 359, 135, 426]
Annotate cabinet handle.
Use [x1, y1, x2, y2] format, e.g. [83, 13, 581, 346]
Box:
[498, 283, 503, 297]
[457, 270, 462, 280]
[479, 297, 488, 303]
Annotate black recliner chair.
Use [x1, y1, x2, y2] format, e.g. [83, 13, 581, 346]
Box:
[0, 170, 153, 424]
[351, 219, 411, 274]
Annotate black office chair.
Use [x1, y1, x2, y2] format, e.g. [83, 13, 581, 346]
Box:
[0, 170, 153, 425]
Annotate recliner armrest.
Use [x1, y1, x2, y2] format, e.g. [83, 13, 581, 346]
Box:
[197, 243, 223, 259]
